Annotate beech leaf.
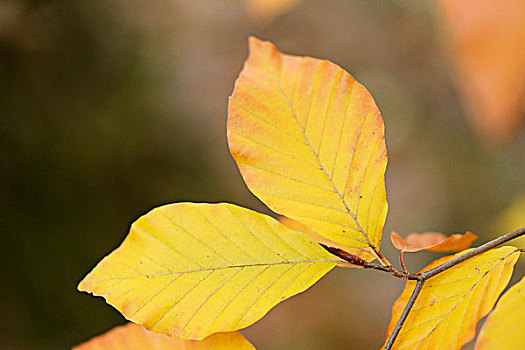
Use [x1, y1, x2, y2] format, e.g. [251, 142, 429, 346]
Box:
[390, 231, 478, 253]
[439, 0, 525, 143]
[383, 246, 520, 350]
[245, 0, 302, 21]
[73, 323, 255, 350]
[475, 274, 525, 350]
[278, 216, 355, 253]
[228, 37, 388, 261]
[78, 203, 336, 340]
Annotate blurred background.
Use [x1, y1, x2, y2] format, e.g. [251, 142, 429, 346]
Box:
[1, 0, 524, 349]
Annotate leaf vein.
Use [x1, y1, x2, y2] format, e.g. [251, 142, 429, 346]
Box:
[150, 270, 214, 330]
[316, 69, 341, 154]
[89, 259, 336, 284]
[230, 130, 320, 169]
[180, 268, 244, 336]
[233, 104, 306, 144]
[265, 60, 371, 244]
[208, 265, 272, 331]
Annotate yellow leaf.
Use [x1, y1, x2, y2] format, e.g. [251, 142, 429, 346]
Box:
[278, 216, 357, 253]
[228, 37, 388, 261]
[73, 323, 255, 349]
[390, 231, 477, 253]
[383, 246, 520, 350]
[439, 0, 525, 144]
[278, 216, 364, 268]
[78, 203, 336, 340]
[475, 274, 525, 350]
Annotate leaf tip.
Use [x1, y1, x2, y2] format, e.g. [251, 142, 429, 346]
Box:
[390, 231, 406, 250]
[248, 36, 265, 53]
[77, 276, 89, 292]
[247, 36, 280, 62]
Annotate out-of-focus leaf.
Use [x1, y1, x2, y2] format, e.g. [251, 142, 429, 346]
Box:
[78, 203, 336, 340]
[475, 274, 525, 350]
[495, 193, 525, 250]
[390, 231, 477, 253]
[383, 246, 520, 350]
[73, 323, 255, 349]
[245, 0, 302, 21]
[228, 37, 388, 261]
[439, 0, 525, 143]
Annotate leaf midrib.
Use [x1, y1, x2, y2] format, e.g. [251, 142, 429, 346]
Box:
[91, 258, 337, 283]
[265, 58, 372, 246]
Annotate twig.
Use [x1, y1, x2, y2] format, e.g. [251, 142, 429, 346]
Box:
[384, 279, 424, 350]
[421, 226, 525, 280]
[320, 244, 421, 280]
[384, 226, 525, 349]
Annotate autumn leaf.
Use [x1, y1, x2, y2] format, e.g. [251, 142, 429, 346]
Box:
[78, 203, 336, 340]
[278, 216, 359, 254]
[475, 274, 525, 350]
[439, 0, 525, 144]
[245, 0, 302, 21]
[73, 323, 254, 349]
[383, 246, 520, 350]
[495, 192, 525, 251]
[228, 37, 388, 261]
[390, 231, 477, 253]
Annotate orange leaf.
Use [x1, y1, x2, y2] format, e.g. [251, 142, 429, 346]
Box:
[228, 37, 388, 261]
[245, 0, 302, 21]
[383, 246, 520, 350]
[73, 323, 255, 349]
[439, 0, 525, 144]
[390, 231, 477, 253]
[475, 274, 525, 350]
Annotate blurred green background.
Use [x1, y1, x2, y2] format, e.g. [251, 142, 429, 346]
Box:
[1, 1, 524, 349]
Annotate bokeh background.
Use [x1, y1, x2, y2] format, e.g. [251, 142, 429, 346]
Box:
[1, 1, 524, 349]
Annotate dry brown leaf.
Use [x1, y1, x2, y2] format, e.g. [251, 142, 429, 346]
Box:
[390, 231, 477, 253]
[439, 0, 525, 144]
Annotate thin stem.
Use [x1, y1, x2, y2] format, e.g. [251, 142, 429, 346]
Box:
[421, 226, 525, 280]
[320, 244, 421, 280]
[384, 279, 424, 350]
[384, 226, 525, 349]
[368, 247, 387, 266]
[399, 251, 408, 274]
[322, 227, 525, 348]
[373, 246, 392, 267]
[363, 262, 421, 280]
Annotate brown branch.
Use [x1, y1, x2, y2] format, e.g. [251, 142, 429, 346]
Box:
[320, 244, 421, 280]
[421, 226, 525, 280]
[383, 226, 525, 349]
[384, 279, 425, 350]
